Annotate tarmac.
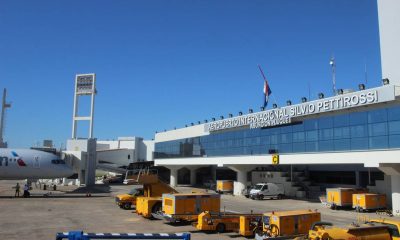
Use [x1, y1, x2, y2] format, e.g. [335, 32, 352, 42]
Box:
[0, 180, 397, 240]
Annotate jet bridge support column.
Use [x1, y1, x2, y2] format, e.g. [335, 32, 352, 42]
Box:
[66, 138, 97, 187]
[228, 165, 254, 196]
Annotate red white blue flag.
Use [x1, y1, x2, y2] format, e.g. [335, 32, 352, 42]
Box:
[258, 65, 272, 108]
[263, 79, 272, 108]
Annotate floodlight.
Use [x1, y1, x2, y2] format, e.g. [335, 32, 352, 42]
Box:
[383, 78, 390, 85]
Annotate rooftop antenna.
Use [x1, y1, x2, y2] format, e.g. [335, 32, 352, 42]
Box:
[364, 59, 368, 87]
[329, 56, 337, 95]
[0, 88, 11, 148]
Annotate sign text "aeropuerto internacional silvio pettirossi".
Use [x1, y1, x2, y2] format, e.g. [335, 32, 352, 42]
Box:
[205, 85, 396, 132]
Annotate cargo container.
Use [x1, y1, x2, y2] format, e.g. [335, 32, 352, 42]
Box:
[160, 193, 220, 222]
[353, 193, 386, 212]
[326, 188, 368, 209]
[216, 180, 234, 194]
[195, 211, 262, 235]
[255, 209, 321, 239]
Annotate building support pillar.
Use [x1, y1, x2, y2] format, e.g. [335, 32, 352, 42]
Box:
[228, 165, 254, 196]
[165, 166, 180, 188]
[190, 168, 198, 186]
[391, 175, 400, 216]
[378, 164, 400, 216]
[355, 171, 360, 187]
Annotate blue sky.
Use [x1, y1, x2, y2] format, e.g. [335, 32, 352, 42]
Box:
[0, 0, 381, 148]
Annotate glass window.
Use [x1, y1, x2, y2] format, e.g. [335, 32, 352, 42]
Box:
[319, 128, 333, 140]
[292, 131, 305, 142]
[319, 117, 333, 129]
[389, 135, 400, 148]
[351, 138, 368, 150]
[334, 127, 350, 139]
[369, 123, 388, 136]
[270, 135, 278, 144]
[334, 139, 351, 151]
[304, 119, 318, 130]
[334, 114, 349, 127]
[319, 140, 333, 151]
[292, 123, 304, 132]
[350, 125, 368, 138]
[306, 142, 318, 152]
[369, 136, 389, 149]
[349, 112, 368, 125]
[292, 142, 305, 152]
[280, 133, 292, 144]
[279, 143, 292, 153]
[280, 125, 292, 133]
[388, 106, 400, 121]
[389, 121, 400, 135]
[368, 109, 387, 123]
[306, 130, 318, 141]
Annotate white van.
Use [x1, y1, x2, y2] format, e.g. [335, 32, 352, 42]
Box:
[249, 183, 285, 200]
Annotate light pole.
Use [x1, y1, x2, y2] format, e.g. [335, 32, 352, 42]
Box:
[330, 57, 336, 95]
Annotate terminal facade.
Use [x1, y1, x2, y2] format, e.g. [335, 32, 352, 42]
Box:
[154, 0, 400, 215]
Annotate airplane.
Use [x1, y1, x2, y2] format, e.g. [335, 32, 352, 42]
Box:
[0, 148, 74, 180]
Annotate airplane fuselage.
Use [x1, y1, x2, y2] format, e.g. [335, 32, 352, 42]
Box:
[0, 149, 74, 180]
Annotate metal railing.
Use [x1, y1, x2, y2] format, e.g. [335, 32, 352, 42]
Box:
[56, 231, 191, 240]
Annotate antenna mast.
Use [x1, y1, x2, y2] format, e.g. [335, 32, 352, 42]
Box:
[0, 88, 11, 148]
[329, 56, 336, 95]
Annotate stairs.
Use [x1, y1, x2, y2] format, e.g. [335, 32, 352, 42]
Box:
[252, 168, 322, 200]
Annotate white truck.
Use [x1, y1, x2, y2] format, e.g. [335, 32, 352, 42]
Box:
[249, 183, 284, 200]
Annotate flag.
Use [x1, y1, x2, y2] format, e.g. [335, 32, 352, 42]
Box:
[263, 79, 272, 108]
[258, 65, 272, 108]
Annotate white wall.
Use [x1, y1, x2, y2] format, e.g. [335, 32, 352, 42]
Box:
[378, 0, 400, 86]
[155, 149, 400, 167]
[155, 124, 209, 143]
[142, 140, 155, 161]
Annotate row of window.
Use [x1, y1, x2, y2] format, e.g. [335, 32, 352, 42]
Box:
[155, 105, 400, 159]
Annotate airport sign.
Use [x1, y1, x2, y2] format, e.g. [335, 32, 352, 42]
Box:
[205, 85, 396, 132]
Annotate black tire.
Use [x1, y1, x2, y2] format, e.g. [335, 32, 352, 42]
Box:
[258, 194, 264, 200]
[277, 194, 283, 200]
[123, 203, 131, 210]
[251, 196, 255, 200]
[216, 223, 226, 233]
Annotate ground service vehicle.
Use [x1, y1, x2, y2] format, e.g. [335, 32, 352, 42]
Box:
[115, 188, 144, 210]
[195, 211, 262, 235]
[249, 183, 284, 200]
[255, 210, 321, 240]
[369, 219, 400, 240]
[306, 222, 392, 240]
[216, 180, 233, 194]
[326, 188, 368, 209]
[122, 169, 178, 217]
[352, 193, 386, 212]
[160, 193, 220, 223]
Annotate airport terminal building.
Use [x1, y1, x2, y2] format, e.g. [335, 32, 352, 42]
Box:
[154, 0, 400, 215]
